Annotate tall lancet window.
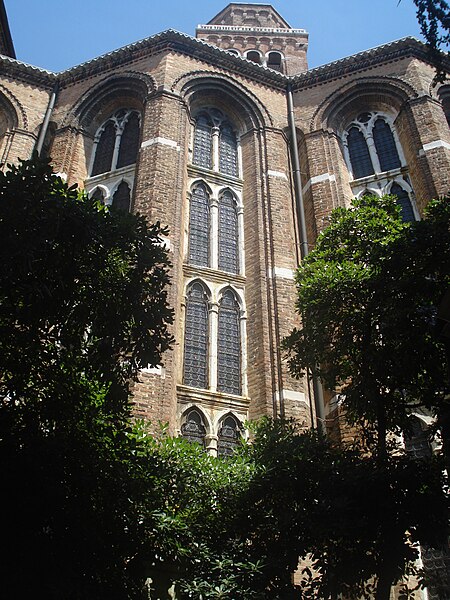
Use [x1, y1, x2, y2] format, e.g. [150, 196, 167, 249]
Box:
[217, 290, 241, 395]
[189, 183, 210, 267]
[218, 190, 239, 274]
[347, 126, 374, 179]
[183, 282, 209, 389]
[193, 114, 213, 169]
[219, 123, 238, 177]
[372, 118, 401, 172]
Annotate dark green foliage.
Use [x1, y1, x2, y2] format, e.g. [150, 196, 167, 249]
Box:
[285, 195, 450, 453]
[0, 157, 173, 599]
[410, 0, 450, 81]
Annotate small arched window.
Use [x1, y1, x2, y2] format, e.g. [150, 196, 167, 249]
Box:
[91, 109, 140, 177]
[183, 282, 209, 389]
[218, 190, 239, 274]
[90, 187, 105, 203]
[217, 290, 241, 395]
[267, 51, 283, 72]
[246, 50, 261, 64]
[181, 409, 207, 447]
[111, 181, 131, 212]
[390, 183, 415, 222]
[189, 183, 210, 267]
[217, 415, 241, 457]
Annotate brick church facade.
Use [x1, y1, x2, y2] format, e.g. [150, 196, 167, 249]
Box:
[0, 2, 449, 459]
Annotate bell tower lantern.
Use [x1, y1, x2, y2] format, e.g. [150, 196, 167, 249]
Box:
[195, 3, 308, 75]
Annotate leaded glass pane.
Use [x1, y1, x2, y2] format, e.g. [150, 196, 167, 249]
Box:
[91, 121, 116, 176]
[111, 181, 131, 212]
[218, 191, 239, 274]
[183, 283, 209, 389]
[217, 291, 241, 395]
[391, 183, 415, 222]
[373, 118, 401, 172]
[217, 415, 240, 457]
[193, 115, 213, 169]
[219, 123, 238, 177]
[347, 126, 374, 179]
[181, 409, 206, 447]
[189, 184, 210, 267]
[117, 112, 140, 169]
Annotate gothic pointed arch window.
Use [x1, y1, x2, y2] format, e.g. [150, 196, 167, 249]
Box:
[372, 118, 401, 172]
[90, 187, 105, 203]
[390, 182, 415, 222]
[90, 109, 140, 176]
[189, 183, 210, 267]
[183, 282, 209, 389]
[343, 111, 417, 220]
[181, 408, 207, 447]
[217, 414, 241, 457]
[217, 289, 241, 395]
[347, 126, 374, 179]
[218, 190, 239, 274]
[219, 123, 238, 177]
[111, 181, 131, 212]
[344, 112, 403, 180]
[117, 111, 140, 169]
[192, 109, 239, 178]
[91, 120, 116, 176]
[193, 113, 213, 169]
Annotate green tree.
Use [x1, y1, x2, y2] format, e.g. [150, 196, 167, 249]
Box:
[285, 195, 450, 459]
[0, 157, 173, 599]
[410, 0, 450, 80]
[284, 195, 450, 598]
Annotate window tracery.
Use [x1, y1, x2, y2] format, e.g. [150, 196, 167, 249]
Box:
[189, 183, 210, 267]
[217, 290, 241, 395]
[217, 415, 241, 457]
[192, 109, 239, 177]
[91, 109, 140, 176]
[343, 111, 416, 221]
[181, 408, 207, 447]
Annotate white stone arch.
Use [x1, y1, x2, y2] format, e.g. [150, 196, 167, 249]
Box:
[88, 183, 110, 203]
[244, 49, 263, 65]
[179, 403, 213, 436]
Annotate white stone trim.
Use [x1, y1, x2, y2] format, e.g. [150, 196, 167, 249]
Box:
[141, 137, 180, 150]
[274, 389, 307, 405]
[302, 173, 336, 194]
[272, 266, 295, 280]
[267, 169, 288, 180]
[140, 365, 164, 376]
[419, 139, 450, 155]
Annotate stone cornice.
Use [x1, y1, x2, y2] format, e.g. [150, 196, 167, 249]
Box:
[0, 32, 447, 94]
[290, 37, 449, 91]
[0, 53, 55, 88]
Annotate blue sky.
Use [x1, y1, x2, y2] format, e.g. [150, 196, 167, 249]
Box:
[7, 0, 423, 72]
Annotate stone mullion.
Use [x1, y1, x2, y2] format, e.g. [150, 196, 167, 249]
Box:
[209, 301, 219, 392]
[210, 196, 219, 271]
